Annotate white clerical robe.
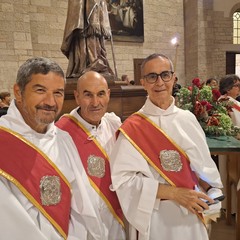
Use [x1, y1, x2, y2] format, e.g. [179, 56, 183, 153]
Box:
[68, 108, 126, 240]
[0, 101, 104, 240]
[110, 97, 223, 240]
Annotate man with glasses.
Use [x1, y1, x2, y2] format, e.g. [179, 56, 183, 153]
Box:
[110, 53, 223, 240]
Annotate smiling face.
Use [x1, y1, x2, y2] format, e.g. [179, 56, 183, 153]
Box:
[140, 56, 175, 109]
[74, 71, 110, 126]
[14, 72, 65, 133]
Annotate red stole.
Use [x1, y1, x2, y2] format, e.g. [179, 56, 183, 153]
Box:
[56, 114, 124, 227]
[118, 113, 205, 224]
[119, 113, 198, 189]
[0, 127, 71, 240]
[232, 103, 240, 111]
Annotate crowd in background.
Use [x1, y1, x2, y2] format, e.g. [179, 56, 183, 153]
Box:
[0, 91, 10, 117]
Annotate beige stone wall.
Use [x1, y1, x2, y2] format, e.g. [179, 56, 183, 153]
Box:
[1, 0, 238, 94]
[184, 0, 239, 85]
[0, 0, 185, 94]
[0, 0, 68, 93]
[106, 0, 185, 82]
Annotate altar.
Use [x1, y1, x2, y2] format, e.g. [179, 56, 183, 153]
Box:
[206, 136, 240, 240]
[206, 136, 240, 154]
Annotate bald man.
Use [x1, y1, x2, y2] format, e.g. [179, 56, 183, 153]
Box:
[56, 71, 126, 240]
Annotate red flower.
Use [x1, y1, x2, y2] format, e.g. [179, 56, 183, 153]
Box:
[207, 115, 220, 126]
[212, 89, 221, 101]
[200, 100, 212, 111]
[194, 101, 204, 117]
[192, 78, 201, 88]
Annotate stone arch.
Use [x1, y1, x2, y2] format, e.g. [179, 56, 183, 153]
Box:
[229, 3, 240, 17]
[230, 3, 240, 44]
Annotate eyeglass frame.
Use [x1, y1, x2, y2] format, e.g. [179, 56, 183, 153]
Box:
[143, 71, 175, 84]
[232, 83, 240, 88]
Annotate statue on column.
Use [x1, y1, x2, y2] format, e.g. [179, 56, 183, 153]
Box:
[61, 0, 115, 80]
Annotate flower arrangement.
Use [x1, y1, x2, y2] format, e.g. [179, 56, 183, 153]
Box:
[176, 78, 240, 137]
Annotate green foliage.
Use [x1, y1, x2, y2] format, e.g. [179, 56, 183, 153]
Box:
[199, 86, 212, 102]
[177, 82, 240, 137]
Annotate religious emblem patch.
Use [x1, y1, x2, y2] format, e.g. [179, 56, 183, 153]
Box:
[40, 175, 61, 206]
[159, 150, 183, 172]
[87, 155, 105, 178]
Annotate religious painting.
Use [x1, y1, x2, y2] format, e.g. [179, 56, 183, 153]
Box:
[106, 0, 144, 42]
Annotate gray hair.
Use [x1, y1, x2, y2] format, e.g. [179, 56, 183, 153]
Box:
[140, 53, 174, 77]
[16, 57, 65, 93]
[219, 74, 240, 95]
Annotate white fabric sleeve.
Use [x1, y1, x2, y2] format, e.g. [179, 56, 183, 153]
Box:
[0, 179, 48, 240]
[110, 133, 159, 235]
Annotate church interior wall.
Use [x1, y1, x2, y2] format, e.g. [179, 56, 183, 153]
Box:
[184, 0, 236, 84]
[0, 0, 239, 95]
[0, 0, 185, 93]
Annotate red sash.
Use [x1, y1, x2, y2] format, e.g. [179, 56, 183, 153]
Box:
[118, 113, 205, 224]
[119, 113, 198, 189]
[0, 127, 71, 239]
[232, 103, 240, 112]
[56, 114, 124, 227]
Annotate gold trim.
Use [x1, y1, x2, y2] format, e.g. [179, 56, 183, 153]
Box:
[62, 114, 108, 159]
[89, 178, 124, 228]
[0, 126, 72, 239]
[119, 127, 175, 187]
[0, 126, 71, 188]
[61, 114, 124, 227]
[135, 112, 189, 161]
[123, 113, 206, 226]
[0, 169, 67, 239]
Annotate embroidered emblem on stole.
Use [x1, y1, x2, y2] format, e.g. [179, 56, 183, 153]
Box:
[87, 155, 106, 178]
[159, 150, 183, 172]
[40, 175, 61, 206]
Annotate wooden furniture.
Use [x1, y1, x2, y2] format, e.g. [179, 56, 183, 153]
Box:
[61, 80, 147, 121]
[206, 136, 240, 240]
[133, 58, 144, 85]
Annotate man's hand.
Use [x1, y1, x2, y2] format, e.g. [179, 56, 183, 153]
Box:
[157, 184, 214, 214]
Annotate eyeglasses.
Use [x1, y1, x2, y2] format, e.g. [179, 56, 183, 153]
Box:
[233, 83, 240, 88]
[143, 71, 174, 83]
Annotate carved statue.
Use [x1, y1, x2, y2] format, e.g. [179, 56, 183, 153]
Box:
[61, 0, 114, 79]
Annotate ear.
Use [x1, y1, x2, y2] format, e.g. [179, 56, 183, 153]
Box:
[13, 84, 22, 103]
[140, 78, 146, 89]
[107, 88, 110, 97]
[74, 90, 80, 105]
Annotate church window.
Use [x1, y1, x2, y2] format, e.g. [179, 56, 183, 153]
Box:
[233, 11, 240, 44]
